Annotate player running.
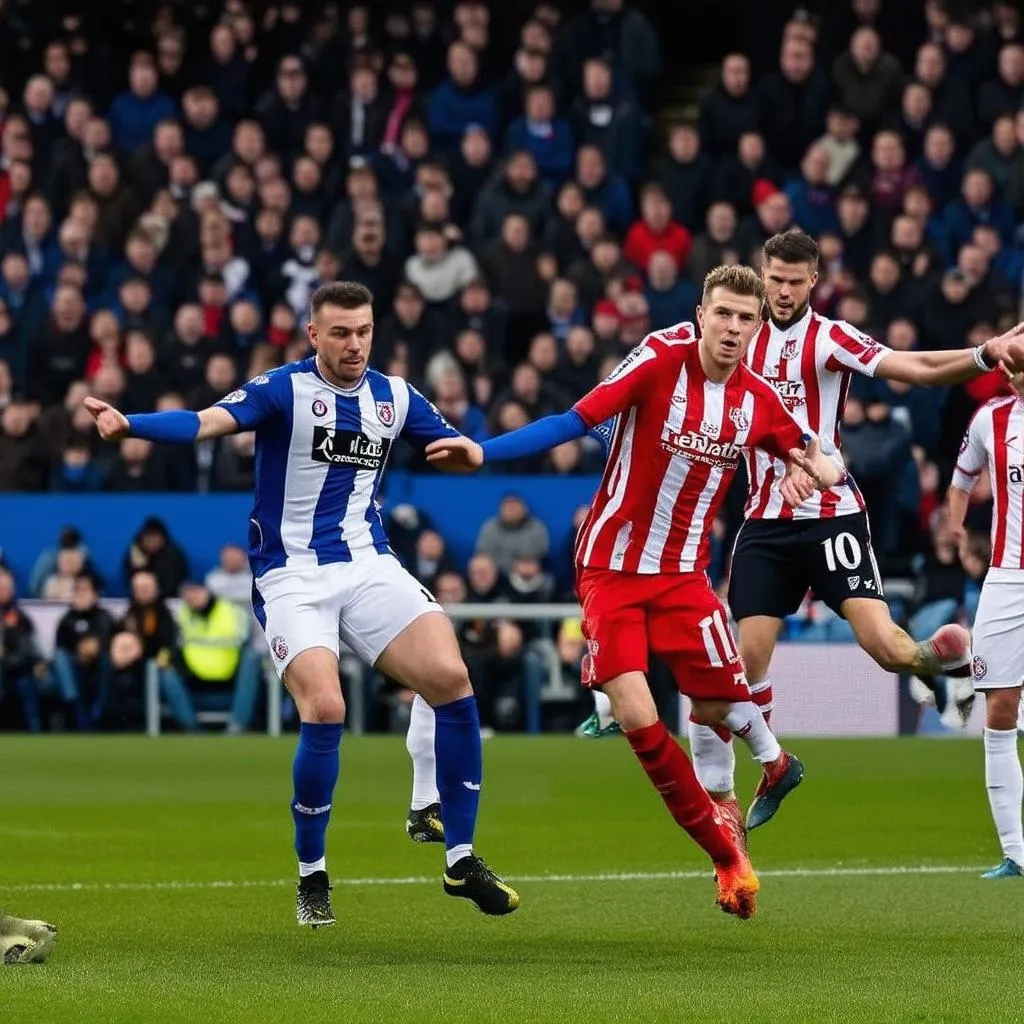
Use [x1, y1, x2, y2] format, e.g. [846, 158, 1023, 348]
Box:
[426, 265, 844, 919]
[0, 910, 57, 964]
[85, 281, 519, 925]
[690, 230, 1024, 833]
[949, 376, 1024, 879]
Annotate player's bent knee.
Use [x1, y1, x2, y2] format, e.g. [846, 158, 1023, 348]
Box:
[417, 658, 473, 706]
[690, 699, 731, 726]
[299, 692, 347, 724]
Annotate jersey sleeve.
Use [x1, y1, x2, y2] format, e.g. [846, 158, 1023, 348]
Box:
[752, 385, 809, 461]
[215, 372, 287, 430]
[951, 405, 990, 493]
[401, 384, 461, 447]
[574, 328, 689, 427]
[822, 321, 892, 378]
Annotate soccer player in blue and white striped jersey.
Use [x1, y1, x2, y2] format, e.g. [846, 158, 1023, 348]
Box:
[86, 281, 520, 924]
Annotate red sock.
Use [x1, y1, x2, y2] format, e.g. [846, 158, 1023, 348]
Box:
[688, 710, 732, 743]
[750, 678, 773, 727]
[625, 720, 735, 863]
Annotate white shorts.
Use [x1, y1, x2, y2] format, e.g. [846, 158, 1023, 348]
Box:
[253, 554, 441, 676]
[971, 578, 1024, 690]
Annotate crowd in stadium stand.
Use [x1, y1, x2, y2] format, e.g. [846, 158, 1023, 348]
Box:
[0, 0, 1022, 730]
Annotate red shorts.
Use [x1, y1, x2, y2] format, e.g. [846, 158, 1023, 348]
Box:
[576, 567, 751, 703]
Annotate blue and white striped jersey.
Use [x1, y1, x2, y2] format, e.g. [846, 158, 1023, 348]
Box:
[216, 357, 458, 578]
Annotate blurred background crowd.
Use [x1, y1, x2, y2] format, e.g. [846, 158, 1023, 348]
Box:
[0, 0, 1019, 731]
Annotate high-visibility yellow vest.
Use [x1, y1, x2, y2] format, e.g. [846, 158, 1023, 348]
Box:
[177, 599, 248, 682]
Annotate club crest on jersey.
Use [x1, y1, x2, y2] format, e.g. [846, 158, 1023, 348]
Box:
[270, 635, 289, 661]
[376, 401, 395, 426]
[729, 407, 750, 431]
[781, 340, 799, 360]
[311, 399, 328, 417]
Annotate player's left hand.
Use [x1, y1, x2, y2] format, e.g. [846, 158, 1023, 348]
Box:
[424, 436, 484, 473]
[983, 321, 1024, 372]
[780, 463, 816, 507]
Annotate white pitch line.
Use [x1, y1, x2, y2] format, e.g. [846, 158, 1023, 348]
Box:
[3, 864, 988, 894]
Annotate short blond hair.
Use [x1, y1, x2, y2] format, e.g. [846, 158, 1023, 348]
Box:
[701, 264, 765, 306]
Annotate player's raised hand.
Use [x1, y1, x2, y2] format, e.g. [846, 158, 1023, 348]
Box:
[983, 320, 1024, 372]
[424, 435, 484, 473]
[780, 463, 816, 507]
[83, 396, 130, 442]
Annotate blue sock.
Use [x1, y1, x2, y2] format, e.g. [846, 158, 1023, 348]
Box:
[291, 722, 343, 869]
[433, 695, 482, 858]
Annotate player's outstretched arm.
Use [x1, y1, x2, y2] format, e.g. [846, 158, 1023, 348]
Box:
[84, 398, 240, 444]
[876, 321, 1024, 387]
[425, 410, 587, 472]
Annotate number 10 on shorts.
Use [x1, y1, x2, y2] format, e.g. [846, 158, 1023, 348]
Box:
[698, 609, 739, 668]
[820, 532, 863, 572]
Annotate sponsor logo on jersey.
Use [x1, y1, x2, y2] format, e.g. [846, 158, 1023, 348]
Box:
[604, 343, 650, 384]
[1010, 465, 1024, 484]
[699, 420, 719, 437]
[312, 398, 328, 417]
[220, 389, 247, 404]
[972, 655, 987, 680]
[959, 432, 970, 454]
[270, 635, 289, 661]
[311, 428, 392, 470]
[376, 400, 395, 426]
[660, 425, 743, 467]
[249, 374, 270, 386]
[766, 378, 805, 411]
[729, 407, 750, 431]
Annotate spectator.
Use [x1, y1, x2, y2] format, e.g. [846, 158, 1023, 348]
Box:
[966, 115, 1020, 195]
[546, 278, 586, 342]
[470, 149, 552, 246]
[204, 544, 252, 607]
[698, 54, 758, 160]
[87, 152, 142, 252]
[404, 223, 480, 305]
[122, 517, 189, 596]
[254, 56, 323, 160]
[816, 106, 862, 187]
[735, 182, 794, 262]
[504, 83, 574, 188]
[475, 493, 550, 574]
[181, 86, 232, 174]
[623, 182, 692, 273]
[428, 41, 499, 152]
[570, 57, 643, 181]
[107, 52, 177, 154]
[49, 435, 105, 493]
[978, 43, 1024, 132]
[832, 26, 906, 131]
[40, 545, 89, 601]
[912, 42, 973, 146]
[942, 168, 1016, 254]
[0, 399, 48, 491]
[712, 131, 780, 218]
[51, 573, 114, 730]
[0, 568, 48, 732]
[870, 130, 923, 219]
[916, 124, 962, 212]
[656, 124, 713, 233]
[108, 569, 193, 731]
[688, 202, 740, 285]
[573, 144, 632, 234]
[168, 580, 263, 734]
[331, 57, 389, 160]
[210, 431, 256, 492]
[428, 361, 488, 442]
[644, 250, 697, 327]
[785, 143, 839, 237]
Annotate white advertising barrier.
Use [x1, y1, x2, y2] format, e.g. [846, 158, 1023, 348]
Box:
[678, 643, 901, 737]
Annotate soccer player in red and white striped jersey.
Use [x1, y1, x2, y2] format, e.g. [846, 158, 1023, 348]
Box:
[426, 265, 844, 919]
[701, 230, 1024, 834]
[949, 381, 1024, 878]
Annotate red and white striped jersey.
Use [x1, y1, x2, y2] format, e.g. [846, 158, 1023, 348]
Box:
[743, 307, 892, 521]
[952, 395, 1024, 578]
[573, 323, 806, 575]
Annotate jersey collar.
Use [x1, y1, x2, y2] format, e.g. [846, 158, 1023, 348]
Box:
[771, 305, 813, 336]
[312, 355, 366, 395]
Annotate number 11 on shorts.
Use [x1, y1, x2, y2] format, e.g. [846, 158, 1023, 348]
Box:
[698, 609, 739, 668]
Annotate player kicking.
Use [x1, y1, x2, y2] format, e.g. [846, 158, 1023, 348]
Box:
[426, 265, 844, 918]
[0, 910, 57, 964]
[949, 376, 1024, 879]
[86, 281, 519, 924]
[690, 230, 1024, 833]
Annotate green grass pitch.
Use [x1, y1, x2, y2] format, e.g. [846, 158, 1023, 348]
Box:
[2, 734, 1020, 1023]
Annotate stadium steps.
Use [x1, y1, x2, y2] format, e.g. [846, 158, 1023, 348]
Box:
[655, 63, 718, 134]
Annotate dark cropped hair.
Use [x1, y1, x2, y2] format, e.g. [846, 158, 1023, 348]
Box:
[310, 281, 374, 318]
[762, 230, 820, 269]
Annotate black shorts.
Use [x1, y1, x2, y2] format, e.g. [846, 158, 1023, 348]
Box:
[727, 512, 885, 621]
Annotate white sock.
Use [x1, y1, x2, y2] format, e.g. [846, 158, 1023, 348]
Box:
[984, 727, 1024, 865]
[299, 857, 326, 877]
[406, 694, 440, 810]
[593, 689, 615, 728]
[688, 720, 736, 794]
[445, 843, 473, 868]
[724, 701, 782, 765]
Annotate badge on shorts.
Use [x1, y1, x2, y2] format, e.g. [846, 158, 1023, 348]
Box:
[972, 655, 987, 680]
[270, 635, 289, 661]
[847, 575, 861, 590]
[376, 401, 395, 426]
